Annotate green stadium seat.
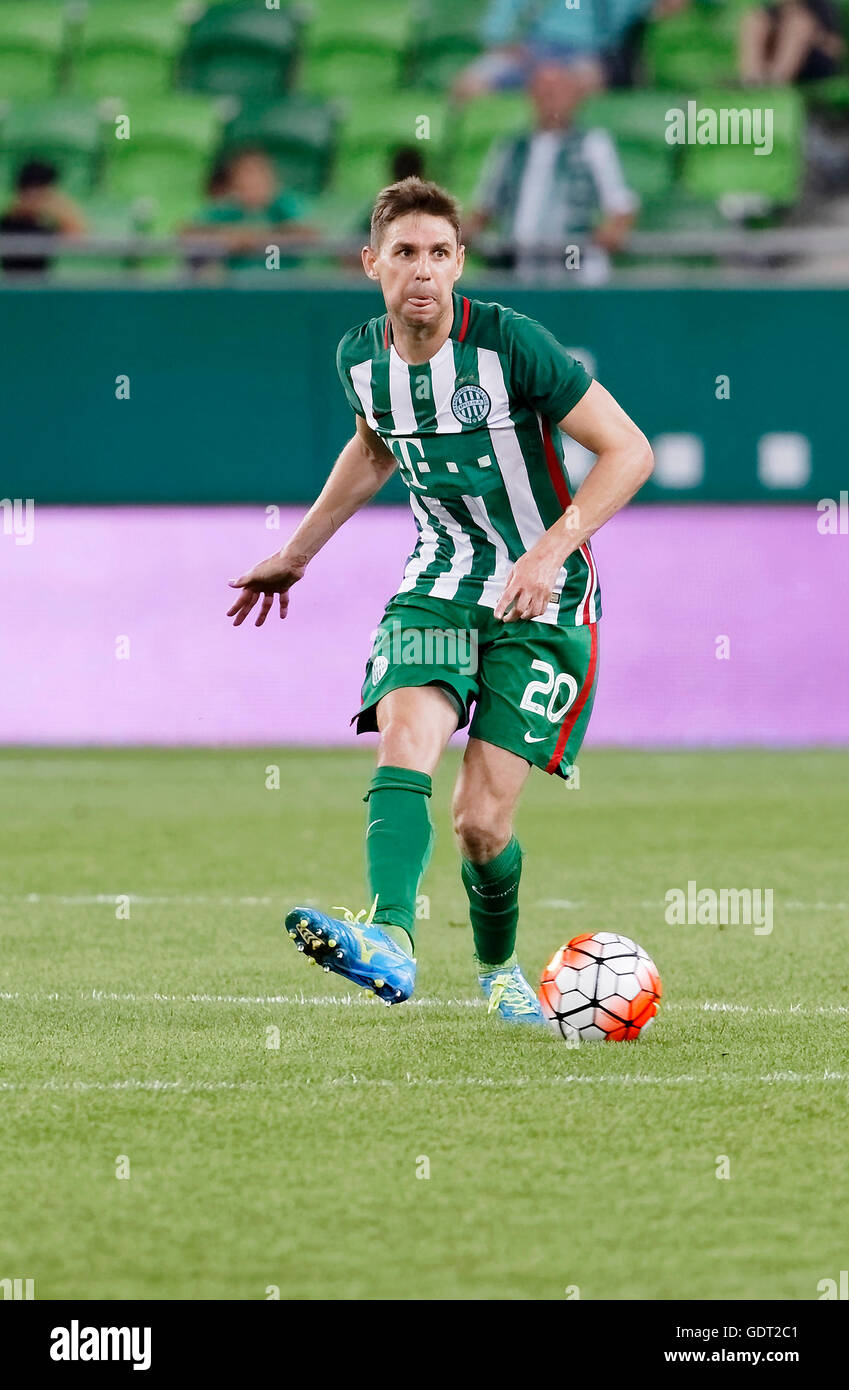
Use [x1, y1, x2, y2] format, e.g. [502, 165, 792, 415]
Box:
[644, 7, 738, 90]
[614, 145, 674, 200]
[110, 93, 223, 156]
[578, 89, 688, 147]
[0, 3, 67, 101]
[454, 91, 531, 152]
[299, 0, 409, 100]
[69, 6, 187, 100]
[334, 92, 450, 199]
[305, 0, 410, 50]
[105, 149, 210, 226]
[576, 90, 689, 201]
[449, 150, 490, 206]
[804, 74, 849, 114]
[307, 186, 367, 239]
[0, 99, 104, 198]
[102, 95, 223, 229]
[638, 190, 728, 233]
[222, 95, 340, 196]
[178, 0, 303, 100]
[299, 47, 402, 103]
[403, 7, 484, 91]
[341, 92, 450, 154]
[445, 94, 532, 203]
[681, 87, 805, 209]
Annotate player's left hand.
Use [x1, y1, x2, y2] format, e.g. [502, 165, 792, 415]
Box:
[494, 546, 563, 623]
[227, 550, 306, 627]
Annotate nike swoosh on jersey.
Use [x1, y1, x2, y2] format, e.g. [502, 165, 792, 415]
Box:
[523, 733, 549, 744]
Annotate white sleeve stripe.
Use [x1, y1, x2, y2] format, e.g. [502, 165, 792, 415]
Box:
[581, 129, 640, 216]
[349, 359, 378, 431]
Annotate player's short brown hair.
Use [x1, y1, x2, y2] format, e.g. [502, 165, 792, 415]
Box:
[370, 177, 462, 249]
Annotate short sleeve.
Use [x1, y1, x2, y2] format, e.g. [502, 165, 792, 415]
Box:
[507, 311, 593, 422]
[582, 129, 640, 217]
[336, 334, 366, 417]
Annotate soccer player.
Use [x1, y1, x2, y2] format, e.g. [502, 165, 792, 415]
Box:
[227, 178, 653, 1024]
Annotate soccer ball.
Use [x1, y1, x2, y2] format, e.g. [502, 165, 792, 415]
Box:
[539, 932, 662, 1042]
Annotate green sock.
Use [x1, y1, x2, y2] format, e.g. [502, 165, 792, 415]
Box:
[461, 836, 523, 970]
[364, 765, 433, 955]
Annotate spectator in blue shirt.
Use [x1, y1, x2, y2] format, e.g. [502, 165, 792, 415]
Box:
[454, 0, 659, 100]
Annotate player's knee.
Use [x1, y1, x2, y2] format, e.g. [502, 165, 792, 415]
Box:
[453, 804, 511, 864]
[378, 716, 436, 772]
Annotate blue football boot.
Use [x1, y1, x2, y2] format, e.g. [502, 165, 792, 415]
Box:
[285, 901, 416, 1005]
[477, 960, 548, 1026]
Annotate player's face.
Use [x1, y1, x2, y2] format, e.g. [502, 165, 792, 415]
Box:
[363, 213, 464, 328]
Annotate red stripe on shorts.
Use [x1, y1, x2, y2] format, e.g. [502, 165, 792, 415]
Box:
[546, 622, 598, 775]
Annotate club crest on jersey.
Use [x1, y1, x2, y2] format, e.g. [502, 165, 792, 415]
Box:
[372, 654, 389, 686]
[451, 384, 491, 425]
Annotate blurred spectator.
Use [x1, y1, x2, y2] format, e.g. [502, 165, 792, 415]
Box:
[739, 0, 845, 84]
[453, 0, 659, 100]
[0, 160, 87, 278]
[465, 63, 638, 283]
[182, 148, 318, 273]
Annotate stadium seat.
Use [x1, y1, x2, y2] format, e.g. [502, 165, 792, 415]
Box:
[0, 3, 67, 101]
[109, 92, 223, 157]
[577, 90, 688, 200]
[0, 99, 104, 199]
[307, 186, 367, 238]
[69, 6, 187, 101]
[299, 48, 403, 104]
[454, 91, 532, 153]
[804, 74, 849, 115]
[305, 0, 410, 50]
[638, 189, 727, 233]
[333, 92, 450, 200]
[222, 95, 340, 196]
[681, 87, 805, 210]
[644, 7, 738, 90]
[446, 93, 532, 203]
[178, 0, 303, 100]
[102, 95, 223, 229]
[301, 0, 409, 98]
[403, 7, 485, 90]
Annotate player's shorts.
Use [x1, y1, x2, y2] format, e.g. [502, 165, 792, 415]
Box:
[353, 594, 599, 781]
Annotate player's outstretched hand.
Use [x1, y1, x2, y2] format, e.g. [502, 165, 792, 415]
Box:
[227, 550, 306, 627]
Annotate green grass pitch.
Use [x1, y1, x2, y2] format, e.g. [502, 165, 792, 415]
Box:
[0, 747, 847, 1301]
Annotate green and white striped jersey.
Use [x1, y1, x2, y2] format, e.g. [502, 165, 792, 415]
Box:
[336, 291, 600, 626]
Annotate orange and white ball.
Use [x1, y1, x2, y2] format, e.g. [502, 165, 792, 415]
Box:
[540, 932, 662, 1042]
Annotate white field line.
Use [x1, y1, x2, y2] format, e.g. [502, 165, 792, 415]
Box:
[539, 899, 848, 912]
[0, 1072, 847, 1095]
[0, 894, 847, 911]
[0, 894, 278, 906]
[0, 989, 847, 1017]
